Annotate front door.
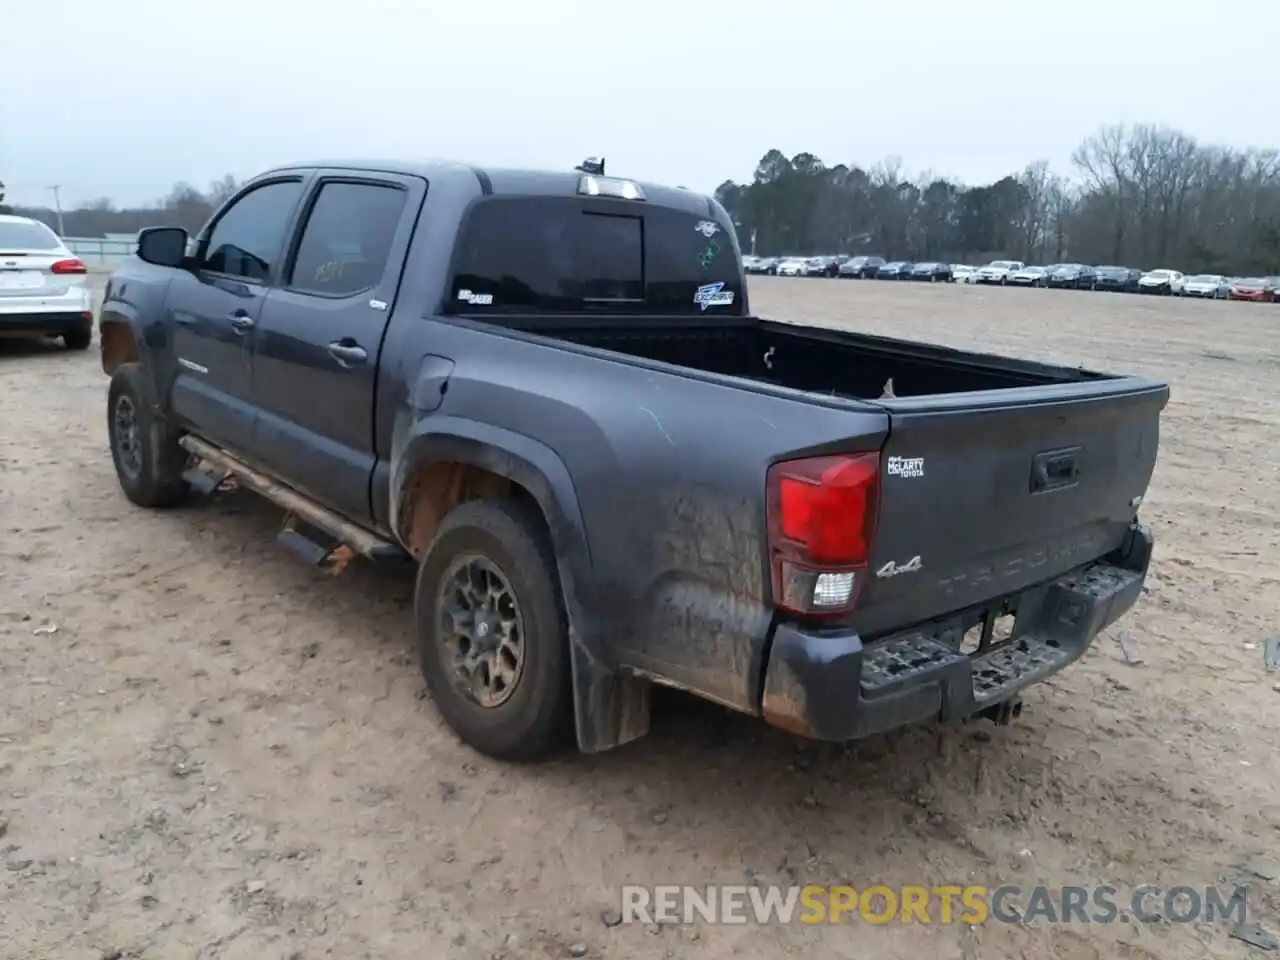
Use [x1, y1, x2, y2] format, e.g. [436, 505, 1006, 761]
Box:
[168, 177, 307, 456]
[251, 173, 424, 523]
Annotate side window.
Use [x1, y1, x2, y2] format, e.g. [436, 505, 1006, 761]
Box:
[289, 181, 408, 297]
[201, 180, 304, 282]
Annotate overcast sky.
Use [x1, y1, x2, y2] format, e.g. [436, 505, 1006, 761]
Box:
[2, 0, 1277, 209]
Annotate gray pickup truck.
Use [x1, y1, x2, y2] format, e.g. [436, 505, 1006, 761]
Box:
[98, 157, 1168, 762]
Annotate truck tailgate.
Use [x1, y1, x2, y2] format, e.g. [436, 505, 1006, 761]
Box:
[855, 378, 1169, 636]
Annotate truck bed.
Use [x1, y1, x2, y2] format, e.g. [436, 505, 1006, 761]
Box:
[487, 312, 1166, 639]
[516, 316, 1112, 401]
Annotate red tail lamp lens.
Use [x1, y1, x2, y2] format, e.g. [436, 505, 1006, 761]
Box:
[766, 453, 881, 616]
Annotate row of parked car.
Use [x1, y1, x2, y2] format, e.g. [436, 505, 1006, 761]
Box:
[743, 255, 1280, 302]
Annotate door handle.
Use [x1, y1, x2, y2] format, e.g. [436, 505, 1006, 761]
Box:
[328, 340, 368, 367]
[228, 312, 255, 333]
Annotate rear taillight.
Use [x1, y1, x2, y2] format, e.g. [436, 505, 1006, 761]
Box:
[51, 258, 87, 275]
[766, 453, 881, 617]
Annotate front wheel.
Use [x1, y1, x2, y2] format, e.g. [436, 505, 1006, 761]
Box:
[107, 363, 190, 508]
[415, 498, 572, 762]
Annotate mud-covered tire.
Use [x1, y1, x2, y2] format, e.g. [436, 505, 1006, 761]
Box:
[107, 362, 190, 508]
[414, 498, 572, 762]
[63, 327, 92, 351]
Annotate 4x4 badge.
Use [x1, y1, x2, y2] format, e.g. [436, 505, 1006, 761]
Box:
[876, 555, 923, 579]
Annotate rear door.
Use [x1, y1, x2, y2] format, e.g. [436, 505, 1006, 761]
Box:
[167, 177, 307, 455]
[855, 379, 1168, 637]
[250, 172, 424, 523]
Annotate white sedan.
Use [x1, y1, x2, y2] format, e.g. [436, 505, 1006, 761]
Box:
[776, 258, 807, 277]
[0, 215, 94, 349]
[1137, 269, 1185, 295]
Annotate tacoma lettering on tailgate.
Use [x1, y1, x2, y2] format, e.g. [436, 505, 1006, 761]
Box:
[936, 529, 1109, 594]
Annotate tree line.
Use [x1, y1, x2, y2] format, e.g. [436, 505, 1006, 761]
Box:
[3, 122, 1278, 274]
[0, 175, 240, 238]
[715, 124, 1280, 275]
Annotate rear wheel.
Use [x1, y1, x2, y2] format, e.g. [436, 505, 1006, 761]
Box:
[63, 327, 92, 351]
[415, 498, 572, 762]
[107, 363, 190, 508]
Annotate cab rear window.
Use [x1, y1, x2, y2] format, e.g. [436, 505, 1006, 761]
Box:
[447, 197, 743, 317]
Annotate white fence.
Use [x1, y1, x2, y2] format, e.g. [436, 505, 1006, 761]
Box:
[64, 236, 136, 267]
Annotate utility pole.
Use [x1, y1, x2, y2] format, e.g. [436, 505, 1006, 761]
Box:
[49, 185, 66, 236]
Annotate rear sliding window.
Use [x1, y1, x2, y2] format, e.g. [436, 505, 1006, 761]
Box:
[447, 197, 743, 317]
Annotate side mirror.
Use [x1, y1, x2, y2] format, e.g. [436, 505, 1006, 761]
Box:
[137, 226, 190, 268]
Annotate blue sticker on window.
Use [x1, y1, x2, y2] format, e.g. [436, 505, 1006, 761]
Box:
[693, 282, 735, 310]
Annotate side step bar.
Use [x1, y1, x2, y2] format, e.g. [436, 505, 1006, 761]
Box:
[178, 436, 406, 565]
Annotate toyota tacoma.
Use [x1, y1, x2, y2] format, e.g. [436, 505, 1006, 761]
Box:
[97, 157, 1168, 762]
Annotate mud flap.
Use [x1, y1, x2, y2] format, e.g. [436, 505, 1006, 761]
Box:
[556, 559, 651, 753]
[570, 638, 651, 753]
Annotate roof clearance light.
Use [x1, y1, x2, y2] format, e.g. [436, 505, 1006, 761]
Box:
[578, 175, 646, 201]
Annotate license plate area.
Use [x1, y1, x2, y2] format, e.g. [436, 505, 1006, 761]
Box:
[957, 601, 1018, 657]
[0, 271, 43, 291]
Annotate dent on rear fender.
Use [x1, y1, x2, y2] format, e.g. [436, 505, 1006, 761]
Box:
[626, 487, 773, 713]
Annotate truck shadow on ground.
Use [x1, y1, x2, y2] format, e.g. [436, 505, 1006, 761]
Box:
[171, 484, 1172, 887]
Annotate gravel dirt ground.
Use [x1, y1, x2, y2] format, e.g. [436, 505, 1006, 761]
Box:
[2, 275, 1278, 960]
